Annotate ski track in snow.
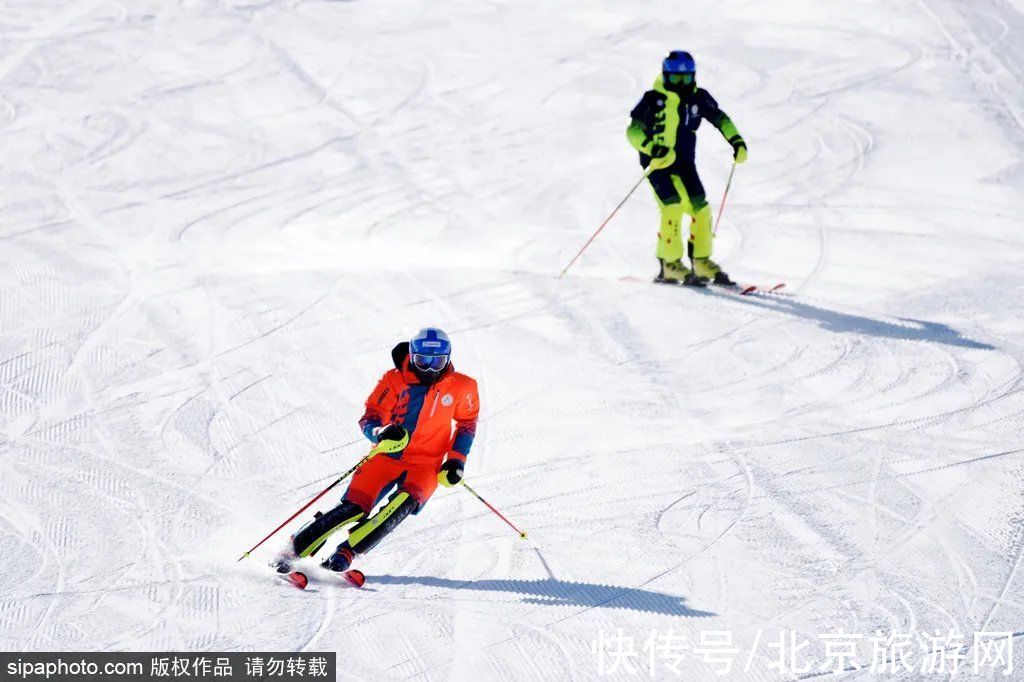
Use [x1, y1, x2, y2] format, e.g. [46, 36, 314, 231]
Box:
[1, 0, 1023, 679]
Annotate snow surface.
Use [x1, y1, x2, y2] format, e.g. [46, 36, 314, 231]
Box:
[1, 0, 1022, 679]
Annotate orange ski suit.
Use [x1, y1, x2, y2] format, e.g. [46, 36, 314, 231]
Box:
[345, 353, 479, 511]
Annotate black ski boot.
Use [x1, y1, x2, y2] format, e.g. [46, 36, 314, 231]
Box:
[321, 545, 354, 573]
[683, 271, 707, 287]
[271, 549, 296, 574]
[712, 271, 736, 286]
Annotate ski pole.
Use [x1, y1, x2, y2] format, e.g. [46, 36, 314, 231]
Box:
[237, 438, 403, 562]
[461, 480, 528, 539]
[558, 167, 653, 279]
[712, 161, 737, 237]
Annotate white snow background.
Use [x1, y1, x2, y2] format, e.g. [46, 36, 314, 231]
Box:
[1, 0, 1022, 679]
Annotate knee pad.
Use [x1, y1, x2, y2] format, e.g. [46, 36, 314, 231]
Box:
[660, 204, 684, 242]
[657, 203, 686, 261]
[348, 491, 418, 555]
[660, 202, 684, 227]
[294, 501, 365, 558]
[690, 205, 713, 259]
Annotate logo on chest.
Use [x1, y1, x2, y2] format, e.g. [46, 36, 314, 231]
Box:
[441, 394, 454, 407]
[682, 103, 699, 126]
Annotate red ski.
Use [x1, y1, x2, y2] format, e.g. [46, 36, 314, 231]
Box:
[277, 568, 365, 590]
[280, 571, 309, 589]
[726, 281, 786, 296]
[652, 278, 759, 296]
[620, 274, 788, 299]
[715, 282, 758, 296]
[341, 569, 365, 588]
[754, 282, 786, 294]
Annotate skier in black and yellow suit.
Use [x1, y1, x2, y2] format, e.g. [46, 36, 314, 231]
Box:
[627, 51, 747, 286]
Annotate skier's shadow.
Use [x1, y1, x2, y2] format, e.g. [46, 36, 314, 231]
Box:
[371, 575, 716, 617]
[730, 292, 994, 350]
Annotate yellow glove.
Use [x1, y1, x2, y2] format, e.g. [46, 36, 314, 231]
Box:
[732, 139, 748, 164]
[373, 424, 409, 453]
[648, 144, 676, 171]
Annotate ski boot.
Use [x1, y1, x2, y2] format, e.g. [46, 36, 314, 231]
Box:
[272, 507, 330, 573]
[692, 257, 735, 286]
[321, 545, 365, 587]
[655, 259, 705, 287]
[271, 547, 297, 574]
[321, 544, 354, 573]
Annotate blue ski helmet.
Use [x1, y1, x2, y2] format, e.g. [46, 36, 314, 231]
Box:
[409, 327, 451, 383]
[662, 50, 696, 90]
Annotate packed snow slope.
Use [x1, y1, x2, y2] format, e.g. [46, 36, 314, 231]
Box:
[1, 0, 1023, 679]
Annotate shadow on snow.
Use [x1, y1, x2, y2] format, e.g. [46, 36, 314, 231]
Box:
[734, 293, 994, 350]
[372, 574, 716, 617]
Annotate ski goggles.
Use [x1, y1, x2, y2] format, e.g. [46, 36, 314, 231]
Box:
[411, 352, 449, 372]
[665, 72, 694, 86]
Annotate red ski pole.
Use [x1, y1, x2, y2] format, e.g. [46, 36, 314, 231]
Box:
[461, 480, 528, 539]
[558, 167, 652, 279]
[237, 437, 405, 562]
[712, 161, 737, 237]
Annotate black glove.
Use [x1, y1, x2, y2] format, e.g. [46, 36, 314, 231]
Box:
[437, 459, 464, 488]
[375, 423, 408, 445]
